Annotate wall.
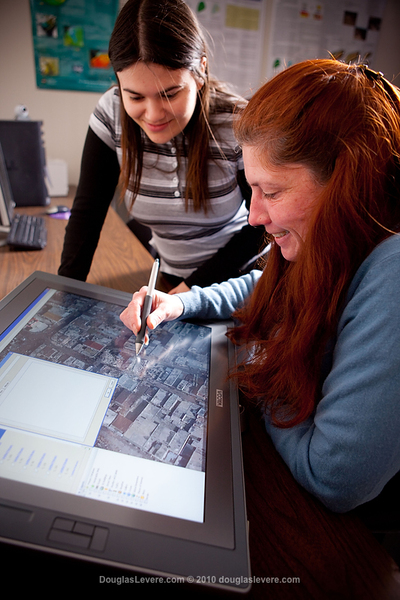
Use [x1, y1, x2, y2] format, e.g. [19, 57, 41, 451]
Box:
[0, 0, 102, 186]
[1, 0, 399, 186]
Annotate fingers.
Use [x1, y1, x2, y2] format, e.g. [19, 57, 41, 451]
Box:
[146, 305, 169, 330]
[144, 293, 184, 329]
[120, 286, 148, 334]
[120, 287, 185, 334]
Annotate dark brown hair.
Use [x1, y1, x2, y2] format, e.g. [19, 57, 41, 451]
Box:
[232, 59, 400, 427]
[108, 0, 244, 212]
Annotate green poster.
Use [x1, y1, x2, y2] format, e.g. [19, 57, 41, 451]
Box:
[30, 0, 118, 92]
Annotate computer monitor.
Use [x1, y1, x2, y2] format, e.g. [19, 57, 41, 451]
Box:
[0, 142, 15, 245]
[0, 121, 49, 207]
[0, 272, 250, 593]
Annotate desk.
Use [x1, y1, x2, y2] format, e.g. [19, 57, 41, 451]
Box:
[1, 190, 400, 598]
[0, 187, 156, 301]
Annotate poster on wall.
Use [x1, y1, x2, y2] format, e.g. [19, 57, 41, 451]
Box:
[185, 0, 267, 97]
[30, 0, 119, 93]
[267, 0, 388, 81]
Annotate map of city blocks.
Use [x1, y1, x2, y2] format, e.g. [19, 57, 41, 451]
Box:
[0, 291, 211, 474]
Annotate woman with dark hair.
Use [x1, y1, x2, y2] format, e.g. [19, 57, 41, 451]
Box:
[120, 59, 400, 517]
[59, 0, 263, 293]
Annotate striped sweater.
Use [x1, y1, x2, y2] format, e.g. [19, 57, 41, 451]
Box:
[89, 86, 251, 279]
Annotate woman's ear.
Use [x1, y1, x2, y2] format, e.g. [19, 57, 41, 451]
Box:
[196, 56, 207, 90]
[200, 56, 207, 75]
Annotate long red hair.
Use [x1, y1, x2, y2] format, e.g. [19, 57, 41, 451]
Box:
[232, 59, 400, 427]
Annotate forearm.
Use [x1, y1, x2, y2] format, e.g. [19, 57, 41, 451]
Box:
[184, 224, 265, 288]
[120, 270, 262, 337]
[178, 270, 262, 320]
[58, 128, 120, 280]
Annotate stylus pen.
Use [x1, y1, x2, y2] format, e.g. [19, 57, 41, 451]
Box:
[135, 258, 160, 355]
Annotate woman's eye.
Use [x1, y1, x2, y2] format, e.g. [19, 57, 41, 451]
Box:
[262, 191, 277, 200]
[162, 91, 179, 100]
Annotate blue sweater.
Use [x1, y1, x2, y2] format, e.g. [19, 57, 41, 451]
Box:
[178, 235, 400, 512]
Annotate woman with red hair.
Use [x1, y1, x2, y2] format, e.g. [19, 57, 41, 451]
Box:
[121, 59, 400, 520]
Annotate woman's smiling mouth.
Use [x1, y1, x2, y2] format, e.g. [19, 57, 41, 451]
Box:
[271, 230, 289, 239]
[144, 121, 171, 132]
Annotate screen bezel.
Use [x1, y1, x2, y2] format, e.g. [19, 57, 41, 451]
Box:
[0, 272, 250, 589]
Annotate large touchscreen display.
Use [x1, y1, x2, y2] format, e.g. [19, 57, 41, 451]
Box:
[0, 289, 211, 523]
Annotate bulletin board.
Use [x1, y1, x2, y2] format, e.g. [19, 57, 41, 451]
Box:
[267, 0, 388, 80]
[30, 0, 118, 93]
[185, 0, 267, 97]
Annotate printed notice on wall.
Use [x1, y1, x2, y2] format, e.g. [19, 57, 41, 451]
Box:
[30, 0, 118, 93]
[267, 0, 388, 80]
[185, 0, 267, 97]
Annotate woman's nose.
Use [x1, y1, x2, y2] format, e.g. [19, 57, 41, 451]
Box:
[144, 98, 166, 122]
[248, 194, 271, 227]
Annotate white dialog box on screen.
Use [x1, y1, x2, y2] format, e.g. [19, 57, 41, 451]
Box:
[0, 353, 117, 445]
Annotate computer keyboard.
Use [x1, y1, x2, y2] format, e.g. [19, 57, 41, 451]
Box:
[7, 213, 47, 250]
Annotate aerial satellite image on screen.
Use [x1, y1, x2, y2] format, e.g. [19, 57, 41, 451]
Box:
[0, 290, 211, 473]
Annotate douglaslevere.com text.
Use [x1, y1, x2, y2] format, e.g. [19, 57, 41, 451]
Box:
[99, 575, 301, 586]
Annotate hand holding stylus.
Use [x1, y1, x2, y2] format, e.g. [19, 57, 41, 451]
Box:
[133, 259, 159, 355]
[120, 264, 184, 349]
